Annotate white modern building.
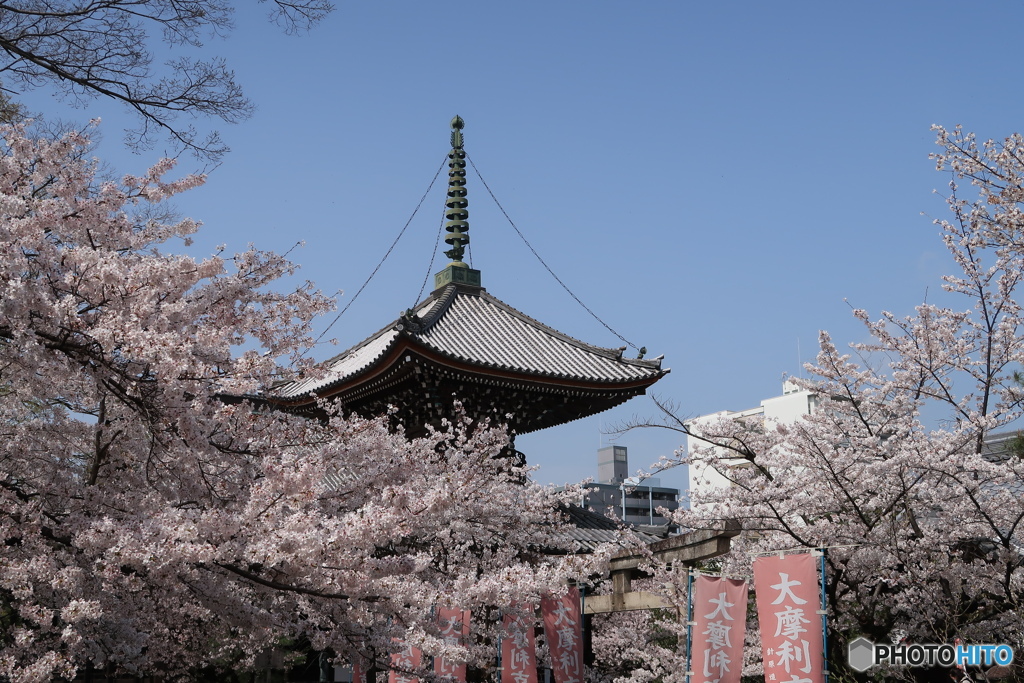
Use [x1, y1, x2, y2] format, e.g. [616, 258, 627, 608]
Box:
[685, 381, 818, 498]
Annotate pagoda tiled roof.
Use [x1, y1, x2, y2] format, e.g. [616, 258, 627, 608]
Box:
[275, 283, 666, 401]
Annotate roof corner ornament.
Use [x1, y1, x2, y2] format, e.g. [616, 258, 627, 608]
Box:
[637, 346, 647, 360]
[444, 115, 470, 266]
[398, 308, 422, 333]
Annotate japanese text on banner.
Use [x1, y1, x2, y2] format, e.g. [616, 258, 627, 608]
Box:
[389, 639, 423, 683]
[435, 608, 470, 681]
[690, 575, 748, 683]
[753, 554, 825, 683]
[541, 587, 584, 683]
[501, 606, 538, 683]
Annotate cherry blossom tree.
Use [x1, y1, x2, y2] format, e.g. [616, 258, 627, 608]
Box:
[587, 556, 767, 683]
[589, 570, 689, 683]
[639, 126, 1024, 681]
[0, 122, 596, 682]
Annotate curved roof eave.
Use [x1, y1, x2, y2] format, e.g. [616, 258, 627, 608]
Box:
[272, 283, 667, 403]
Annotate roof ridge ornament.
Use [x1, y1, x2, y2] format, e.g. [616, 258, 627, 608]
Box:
[433, 116, 481, 292]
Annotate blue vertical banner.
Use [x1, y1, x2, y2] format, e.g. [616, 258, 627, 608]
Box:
[685, 569, 695, 683]
[816, 549, 829, 683]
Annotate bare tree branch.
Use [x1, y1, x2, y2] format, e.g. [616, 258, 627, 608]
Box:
[0, 0, 333, 160]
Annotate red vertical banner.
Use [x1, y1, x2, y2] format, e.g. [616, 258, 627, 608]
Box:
[389, 639, 422, 683]
[690, 575, 748, 683]
[541, 587, 584, 683]
[434, 607, 470, 681]
[501, 606, 538, 683]
[352, 653, 365, 683]
[753, 553, 825, 683]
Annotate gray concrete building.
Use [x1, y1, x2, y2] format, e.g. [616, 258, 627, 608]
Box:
[570, 446, 680, 534]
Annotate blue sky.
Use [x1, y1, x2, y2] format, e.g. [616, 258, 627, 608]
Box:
[14, 1, 1024, 492]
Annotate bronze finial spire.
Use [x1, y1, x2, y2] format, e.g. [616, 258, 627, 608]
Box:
[443, 115, 470, 266]
[432, 116, 481, 291]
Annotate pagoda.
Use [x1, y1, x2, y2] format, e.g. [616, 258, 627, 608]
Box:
[271, 117, 667, 440]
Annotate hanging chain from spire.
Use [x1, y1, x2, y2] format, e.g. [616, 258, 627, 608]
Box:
[309, 155, 448, 350]
[415, 214, 446, 304]
[465, 151, 642, 353]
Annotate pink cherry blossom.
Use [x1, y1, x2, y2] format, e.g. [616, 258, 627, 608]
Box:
[648, 126, 1024, 678]
[0, 123, 605, 681]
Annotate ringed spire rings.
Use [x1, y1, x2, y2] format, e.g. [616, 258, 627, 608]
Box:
[444, 116, 470, 263]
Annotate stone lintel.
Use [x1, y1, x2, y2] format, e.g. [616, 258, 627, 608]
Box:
[608, 524, 741, 572]
[584, 591, 672, 614]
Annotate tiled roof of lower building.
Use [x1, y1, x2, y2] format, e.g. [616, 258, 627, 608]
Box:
[557, 504, 667, 553]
